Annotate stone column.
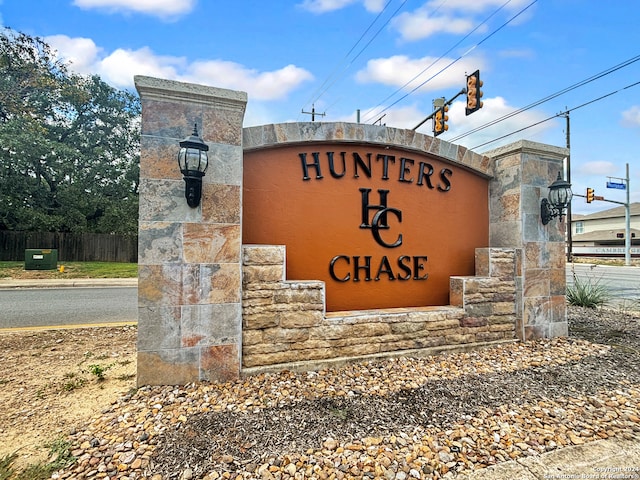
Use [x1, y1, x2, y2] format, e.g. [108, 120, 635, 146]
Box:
[134, 76, 247, 386]
[485, 140, 569, 340]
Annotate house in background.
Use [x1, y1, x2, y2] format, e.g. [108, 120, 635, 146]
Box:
[571, 202, 640, 257]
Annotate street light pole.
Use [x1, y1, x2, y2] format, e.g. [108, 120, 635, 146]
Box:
[565, 112, 572, 262]
[604, 163, 632, 266]
[625, 162, 631, 266]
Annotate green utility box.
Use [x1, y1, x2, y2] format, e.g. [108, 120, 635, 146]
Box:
[24, 249, 58, 270]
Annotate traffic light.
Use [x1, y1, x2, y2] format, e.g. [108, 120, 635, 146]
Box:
[433, 105, 449, 137]
[465, 70, 483, 115]
[586, 187, 594, 203]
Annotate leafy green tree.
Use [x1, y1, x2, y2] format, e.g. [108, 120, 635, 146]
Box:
[0, 28, 140, 234]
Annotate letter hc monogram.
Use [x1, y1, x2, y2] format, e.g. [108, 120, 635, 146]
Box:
[359, 188, 403, 248]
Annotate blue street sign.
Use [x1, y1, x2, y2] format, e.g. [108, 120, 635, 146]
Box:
[606, 181, 626, 190]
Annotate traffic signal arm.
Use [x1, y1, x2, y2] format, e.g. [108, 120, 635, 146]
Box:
[575, 191, 623, 205]
[412, 88, 465, 132]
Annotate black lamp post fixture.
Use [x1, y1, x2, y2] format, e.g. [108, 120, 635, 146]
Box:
[178, 123, 209, 208]
[540, 171, 573, 225]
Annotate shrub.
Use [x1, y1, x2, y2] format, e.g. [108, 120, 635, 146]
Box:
[567, 274, 611, 308]
[87, 363, 113, 381]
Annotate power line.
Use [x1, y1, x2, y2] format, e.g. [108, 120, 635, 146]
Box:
[361, 0, 516, 124]
[300, 0, 395, 111]
[469, 80, 640, 150]
[449, 54, 640, 143]
[310, 0, 409, 110]
[299, 0, 409, 119]
[363, 0, 538, 124]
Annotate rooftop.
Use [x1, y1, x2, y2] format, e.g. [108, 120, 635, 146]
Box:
[571, 202, 640, 221]
[572, 227, 640, 243]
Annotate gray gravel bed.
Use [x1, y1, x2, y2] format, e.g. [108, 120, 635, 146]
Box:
[150, 306, 640, 478]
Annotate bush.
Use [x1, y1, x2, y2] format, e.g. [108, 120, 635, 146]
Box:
[567, 274, 611, 308]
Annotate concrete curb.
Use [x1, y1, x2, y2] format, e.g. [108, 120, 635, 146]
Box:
[0, 278, 138, 289]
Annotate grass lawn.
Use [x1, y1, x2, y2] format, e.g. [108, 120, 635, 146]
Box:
[0, 261, 137, 279]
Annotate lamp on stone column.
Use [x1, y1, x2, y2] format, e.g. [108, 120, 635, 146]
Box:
[540, 171, 573, 225]
[178, 123, 209, 208]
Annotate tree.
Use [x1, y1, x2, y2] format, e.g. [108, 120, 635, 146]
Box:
[0, 28, 140, 234]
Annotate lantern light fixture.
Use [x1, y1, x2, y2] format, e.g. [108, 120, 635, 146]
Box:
[178, 123, 209, 208]
[540, 171, 573, 225]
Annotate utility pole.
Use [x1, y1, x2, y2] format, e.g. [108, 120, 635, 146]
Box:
[301, 104, 326, 122]
[565, 111, 573, 262]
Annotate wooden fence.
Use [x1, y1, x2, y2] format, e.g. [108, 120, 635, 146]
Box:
[0, 231, 137, 263]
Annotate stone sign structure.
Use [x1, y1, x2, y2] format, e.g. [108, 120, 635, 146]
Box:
[242, 138, 489, 312]
[135, 75, 569, 386]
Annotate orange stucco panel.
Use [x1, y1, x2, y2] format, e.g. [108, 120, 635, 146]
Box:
[243, 143, 489, 312]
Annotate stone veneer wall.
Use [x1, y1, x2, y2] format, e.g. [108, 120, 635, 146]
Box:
[134, 75, 569, 385]
[134, 76, 247, 386]
[242, 245, 518, 372]
[243, 122, 492, 176]
[484, 140, 569, 340]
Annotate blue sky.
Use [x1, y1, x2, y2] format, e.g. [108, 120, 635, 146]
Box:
[1, 0, 638, 214]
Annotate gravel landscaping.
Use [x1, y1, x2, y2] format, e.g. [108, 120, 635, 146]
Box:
[49, 305, 640, 480]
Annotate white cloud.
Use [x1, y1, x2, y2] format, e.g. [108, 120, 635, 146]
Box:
[344, 104, 426, 129]
[363, 0, 386, 11]
[427, 0, 532, 14]
[186, 61, 313, 101]
[392, 0, 533, 42]
[99, 47, 186, 86]
[72, 0, 195, 18]
[444, 96, 557, 152]
[341, 95, 555, 152]
[45, 35, 102, 74]
[621, 106, 640, 127]
[576, 161, 618, 176]
[298, 0, 355, 13]
[46, 36, 313, 101]
[244, 102, 279, 128]
[393, 11, 477, 41]
[298, 0, 384, 13]
[355, 55, 485, 93]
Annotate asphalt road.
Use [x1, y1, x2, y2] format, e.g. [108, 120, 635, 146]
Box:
[0, 286, 137, 328]
[0, 265, 637, 329]
[567, 263, 640, 305]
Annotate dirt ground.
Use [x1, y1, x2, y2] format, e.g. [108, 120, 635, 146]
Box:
[0, 325, 137, 468]
[1, 306, 640, 478]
